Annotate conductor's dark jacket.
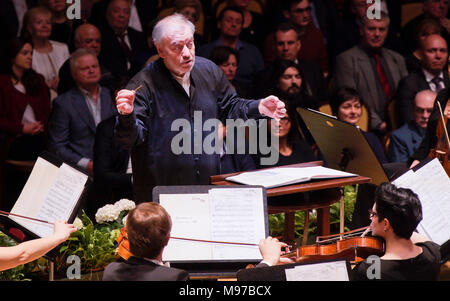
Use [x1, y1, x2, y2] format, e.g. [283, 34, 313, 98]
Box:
[115, 57, 264, 202]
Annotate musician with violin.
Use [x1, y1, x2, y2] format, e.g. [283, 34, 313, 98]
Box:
[410, 87, 450, 172]
[0, 220, 76, 271]
[352, 183, 441, 281]
[103, 202, 290, 281]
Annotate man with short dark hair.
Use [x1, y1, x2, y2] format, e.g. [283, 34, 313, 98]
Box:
[198, 6, 264, 86]
[334, 13, 408, 134]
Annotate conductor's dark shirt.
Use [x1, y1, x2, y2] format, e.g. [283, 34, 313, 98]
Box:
[115, 57, 263, 202]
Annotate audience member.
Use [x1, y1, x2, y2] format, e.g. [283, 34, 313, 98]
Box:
[224, 0, 266, 48]
[89, 0, 158, 36]
[0, 220, 76, 271]
[401, 0, 450, 55]
[198, 6, 264, 86]
[387, 90, 436, 164]
[282, 0, 328, 76]
[396, 34, 449, 127]
[41, 0, 82, 48]
[254, 22, 328, 104]
[94, 115, 133, 208]
[21, 6, 70, 101]
[0, 0, 38, 42]
[210, 46, 250, 97]
[0, 37, 50, 161]
[268, 59, 318, 111]
[330, 87, 387, 164]
[102, 202, 289, 280]
[333, 12, 408, 135]
[352, 183, 441, 281]
[173, 0, 205, 48]
[405, 18, 442, 73]
[97, 0, 149, 85]
[410, 87, 450, 168]
[334, 0, 403, 56]
[57, 23, 117, 95]
[48, 49, 116, 177]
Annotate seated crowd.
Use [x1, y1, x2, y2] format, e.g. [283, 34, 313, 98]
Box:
[0, 0, 449, 281]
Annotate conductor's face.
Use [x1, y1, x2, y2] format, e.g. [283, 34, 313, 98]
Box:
[157, 26, 195, 77]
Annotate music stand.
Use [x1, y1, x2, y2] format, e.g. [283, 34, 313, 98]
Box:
[297, 108, 389, 186]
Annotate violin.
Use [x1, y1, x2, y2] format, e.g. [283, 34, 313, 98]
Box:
[279, 227, 384, 265]
[428, 100, 450, 176]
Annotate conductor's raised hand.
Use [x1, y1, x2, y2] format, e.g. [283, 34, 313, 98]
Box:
[116, 89, 136, 115]
[258, 95, 286, 121]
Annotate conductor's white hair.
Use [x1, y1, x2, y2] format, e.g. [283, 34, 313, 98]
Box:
[152, 13, 195, 45]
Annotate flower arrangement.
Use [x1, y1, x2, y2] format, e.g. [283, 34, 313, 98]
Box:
[55, 199, 136, 275]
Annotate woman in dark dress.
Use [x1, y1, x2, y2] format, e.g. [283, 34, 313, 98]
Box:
[0, 37, 50, 160]
[352, 182, 441, 281]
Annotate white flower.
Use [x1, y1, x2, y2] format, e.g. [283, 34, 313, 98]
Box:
[122, 214, 128, 226]
[73, 217, 83, 230]
[114, 199, 136, 212]
[95, 204, 121, 224]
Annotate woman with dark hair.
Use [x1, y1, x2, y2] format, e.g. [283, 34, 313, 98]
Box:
[330, 87, 387, 163]
[210, 45, 250, 97]
[0, 37, 50, 160]
[269, 59, 318, 111]
[352, 182, 441, 281]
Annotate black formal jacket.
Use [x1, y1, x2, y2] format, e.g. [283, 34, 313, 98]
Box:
[396, 69, 450, 127]
[98, 25, 148, 84]
[115, 57, 263, 203]
[94, 115, 132, 206]
[102, 257, 189, 281]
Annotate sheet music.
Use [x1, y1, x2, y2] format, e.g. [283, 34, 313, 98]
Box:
[392, 159, 450, 245]
[226, 166, 356, 188]
[11, 162, 88, 238]
[208, 188, 264, 259]
[160, 194, 213, 261]
[160, 188, 266, 261]
[285, 260, 349, 281]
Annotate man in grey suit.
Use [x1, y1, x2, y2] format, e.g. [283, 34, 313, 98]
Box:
[333, 12, 408, 134]
[48, 49, 116, 176]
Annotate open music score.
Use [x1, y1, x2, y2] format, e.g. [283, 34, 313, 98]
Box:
[158, 187, 267, 262]
[8, 157, 88, 238]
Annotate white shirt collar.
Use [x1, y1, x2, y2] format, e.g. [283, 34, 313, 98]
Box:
[171, 71, 191, 96]
[422, 68, 443, 83]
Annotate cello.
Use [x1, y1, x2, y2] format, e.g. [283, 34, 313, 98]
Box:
[428, 100, 450, 176]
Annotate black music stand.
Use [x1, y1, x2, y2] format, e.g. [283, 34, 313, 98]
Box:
[297, 108, 389, 186]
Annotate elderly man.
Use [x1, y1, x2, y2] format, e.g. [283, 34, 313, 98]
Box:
[98, 0, 148, 84]
[333, 12, 408, 134]
[396, 34, 449, 126]
[57, 23, 116, 95]
[387, 90, 436, 163]
[48, 49, 116, 176]
[115, 14, 285, 203]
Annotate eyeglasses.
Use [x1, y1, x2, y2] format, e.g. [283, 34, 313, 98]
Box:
[279, 117, 291, 124]
[290, 7, 312, 14]
[368, 209, 378, 219]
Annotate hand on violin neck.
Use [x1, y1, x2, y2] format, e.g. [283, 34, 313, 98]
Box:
[259, 236, 290, 266]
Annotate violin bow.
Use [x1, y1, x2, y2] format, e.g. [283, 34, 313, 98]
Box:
[0, 210, 54, 225]
[170, 237, 259, 247]
[437, 101, 450, 148]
